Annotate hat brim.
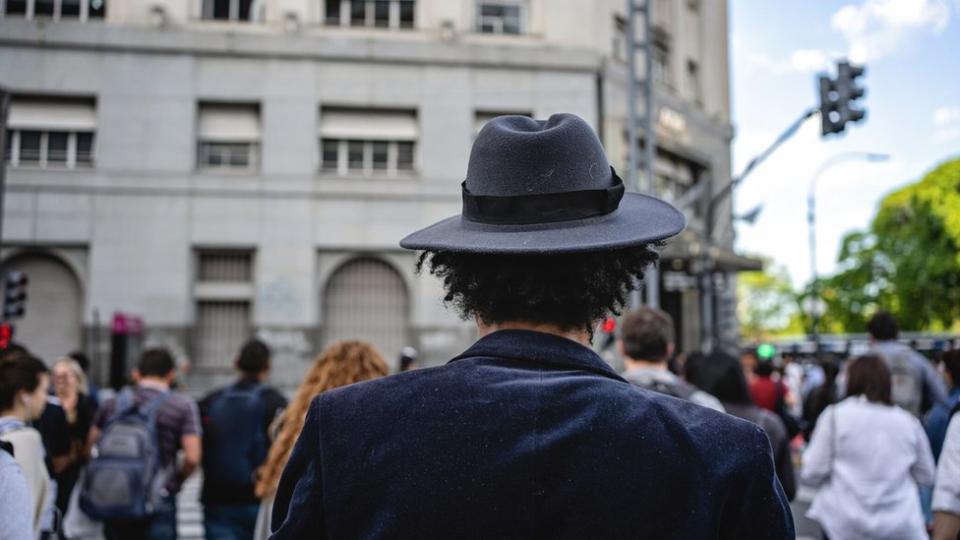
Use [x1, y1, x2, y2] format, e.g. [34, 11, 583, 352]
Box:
[399, 192, 686, 254]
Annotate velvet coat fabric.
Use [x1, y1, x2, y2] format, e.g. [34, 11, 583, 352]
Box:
[270, 330, 795, 539]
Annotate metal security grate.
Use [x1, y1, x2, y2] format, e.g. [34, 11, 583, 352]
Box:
[321, 258, 409, 368]
[197, 250, 253, 282]
[195, 301, 250, 368]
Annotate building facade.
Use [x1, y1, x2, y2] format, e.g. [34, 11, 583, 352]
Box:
[0, 0, 752, 393]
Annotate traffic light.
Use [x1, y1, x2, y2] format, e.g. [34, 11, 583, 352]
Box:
[599, 316, 617, 351]
[836, 61, 867, 125]
[818, 75, 843, 136]
[3, 271, 28, 319]
[0, 323, 11, 349]
[818, 60, 867, 137]
[756, 343, 776, 361]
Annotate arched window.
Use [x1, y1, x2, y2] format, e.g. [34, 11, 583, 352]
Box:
[321, 257, 409, 369]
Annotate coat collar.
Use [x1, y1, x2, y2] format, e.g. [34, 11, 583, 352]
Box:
[449, 329, 627, 383]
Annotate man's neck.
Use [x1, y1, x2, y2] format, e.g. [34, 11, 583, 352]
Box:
[138, 377, 170, 391]
[623, 358, 668, 372]
[477, 321, 592, 347]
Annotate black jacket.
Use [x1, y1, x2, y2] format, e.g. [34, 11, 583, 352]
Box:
[271, 330, 794, 539]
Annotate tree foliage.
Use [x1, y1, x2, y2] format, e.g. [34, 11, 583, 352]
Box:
[737, 259, 805, 340]
[820, 158, 960, 331]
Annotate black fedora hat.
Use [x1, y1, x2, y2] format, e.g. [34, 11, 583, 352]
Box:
[400, 113, 685, 254]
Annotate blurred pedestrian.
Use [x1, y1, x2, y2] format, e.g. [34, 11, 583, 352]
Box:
[803, 354, 935, 540]
[0, 353, 54, 538]
[687, 349, 796, 501]
[748, 350, 790, 412]
[86, 348, 202, 540]
[269, 114, 793, 538]
[802, 359, 840, 441]
[253, 340, 387, 540]
[926, 350, 960, 460]
[49, 357, 97, 516]
[199, 339, 288, 540]
[0, 438, 35, 540]
[933, 414, 960, 540]
[924, 350, 960, 531]
[66, 350, 99, 407]
[748, 350, 802, 439]
[867, 310, 947, 417]
[618, 307, 723, 411]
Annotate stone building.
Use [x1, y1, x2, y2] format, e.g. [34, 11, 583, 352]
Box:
[0, 0, 754, 393]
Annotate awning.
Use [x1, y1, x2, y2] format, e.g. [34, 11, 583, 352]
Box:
[199, 104, 261, 142]
[660, 231, 763, 272]
[8, 99, 97, 131]
[320, 109, 418, 141]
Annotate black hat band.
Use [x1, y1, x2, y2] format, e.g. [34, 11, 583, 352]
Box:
[461, 168, 626, 226]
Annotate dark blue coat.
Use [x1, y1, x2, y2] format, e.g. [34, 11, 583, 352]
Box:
[270, 330, 795, 539]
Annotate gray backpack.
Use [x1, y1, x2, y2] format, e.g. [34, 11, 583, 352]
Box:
[80, 389, 171, 520]
[887, 349, 923, 417]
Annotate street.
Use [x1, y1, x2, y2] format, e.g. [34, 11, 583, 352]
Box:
[792, 481, 822, 540]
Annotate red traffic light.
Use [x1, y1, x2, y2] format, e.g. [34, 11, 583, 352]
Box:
[602, 317, 616, 334]
[0, 323, 12, 349]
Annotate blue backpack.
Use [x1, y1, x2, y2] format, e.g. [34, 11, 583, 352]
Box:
[80, 389, 171, 520]
[202, 384, 267, 489]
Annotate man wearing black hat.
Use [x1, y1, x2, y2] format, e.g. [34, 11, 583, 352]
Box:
[270, 114, 794, 538]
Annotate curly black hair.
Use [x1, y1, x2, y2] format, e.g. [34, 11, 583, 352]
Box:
[416, 246, 660, 335]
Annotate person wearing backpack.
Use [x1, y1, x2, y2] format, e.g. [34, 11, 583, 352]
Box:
[867, 311, 947, 418]
[199, 338, 287, 540]
[85, 348, 202, 540]
[617, 307, 723, 412]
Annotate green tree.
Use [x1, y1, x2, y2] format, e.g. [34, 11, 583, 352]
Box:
[820, 158, 960, 331]
[737, 260, 804, 340]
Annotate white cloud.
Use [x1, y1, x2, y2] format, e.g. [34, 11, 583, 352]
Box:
[933, 105, 960, 143]
[933, 105, 960, 126]
[831, 0, 951, 62]
[790, 49, 833, 73]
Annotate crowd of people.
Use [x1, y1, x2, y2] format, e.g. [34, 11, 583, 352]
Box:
[624, 306, 960, 540]
[0, 337, 391, 540]
[2, 114, 960, 539]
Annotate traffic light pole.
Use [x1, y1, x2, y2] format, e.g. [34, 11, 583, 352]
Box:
[707, 107, 818, 220]
[697, 106, 818, 350]
[0, 89, 9, 256]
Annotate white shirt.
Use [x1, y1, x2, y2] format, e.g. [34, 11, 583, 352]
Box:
[802, 396, 935, 540]
[933, 414, 960, 515]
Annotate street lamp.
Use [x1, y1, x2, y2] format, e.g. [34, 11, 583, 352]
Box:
[808, 151, 890, 354]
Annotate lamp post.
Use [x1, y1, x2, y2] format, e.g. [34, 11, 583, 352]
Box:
[808, 151, 890, 354]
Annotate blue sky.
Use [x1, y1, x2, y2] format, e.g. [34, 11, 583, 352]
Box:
[730, 0, 960, 288]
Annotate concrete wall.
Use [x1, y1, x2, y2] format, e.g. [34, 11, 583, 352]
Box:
[0, 0, 738, 389]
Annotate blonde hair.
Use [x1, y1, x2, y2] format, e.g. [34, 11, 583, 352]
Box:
[53, 357, 89, 396]
[254, 340, 388, 498]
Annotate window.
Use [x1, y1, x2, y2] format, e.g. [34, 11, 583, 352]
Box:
[323, 0, 414, 29]
[201, 0, 253, 22]
[1, 0, 104, 19]
[319, 108, 418, 176]
[197, 103, 260, 171]
[193, 250, 254, 369]
[197, 250, 253, 282]
[4, 97, 97, 168]
[477, 1, 522, 35]
[686, 59, 702, 106]
[474, 111, 532, 137]
[652, 35, 671, 87]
